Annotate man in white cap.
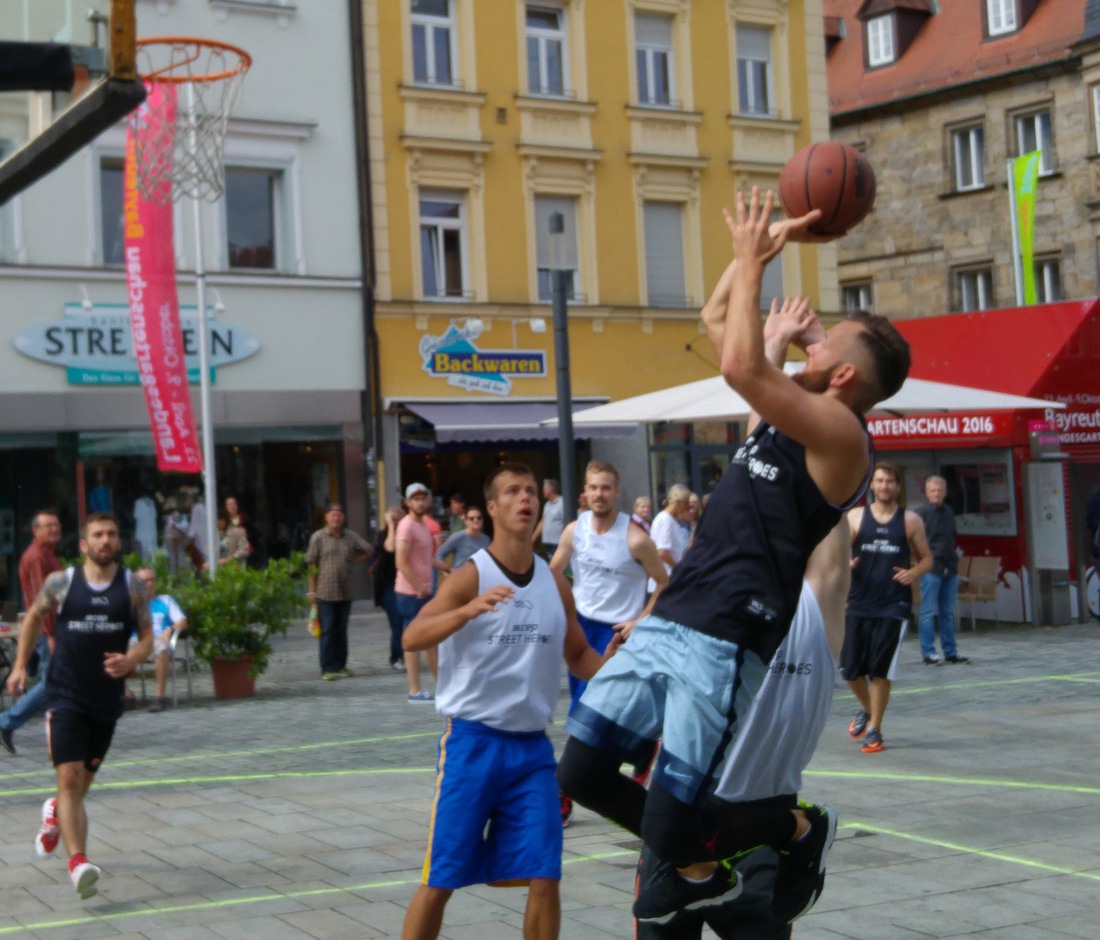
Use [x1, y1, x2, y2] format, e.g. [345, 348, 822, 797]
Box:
[396, 483, 439, 702]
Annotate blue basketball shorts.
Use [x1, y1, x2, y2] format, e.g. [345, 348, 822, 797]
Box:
[421, 718, 562, 889]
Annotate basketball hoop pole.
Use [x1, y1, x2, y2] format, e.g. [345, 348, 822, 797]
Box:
[184, 81, 219, 573]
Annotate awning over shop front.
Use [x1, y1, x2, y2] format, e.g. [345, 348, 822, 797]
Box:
[402, 401, 636, 444]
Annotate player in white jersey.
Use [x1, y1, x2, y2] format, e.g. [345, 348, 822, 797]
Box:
[635, 520, 850, 938]
[401, 462, 616, 940]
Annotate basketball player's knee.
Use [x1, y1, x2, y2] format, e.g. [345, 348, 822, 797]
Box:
[556, 738, 610, 804]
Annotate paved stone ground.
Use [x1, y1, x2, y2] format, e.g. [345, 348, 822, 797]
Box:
[2, 609, 1100, 938]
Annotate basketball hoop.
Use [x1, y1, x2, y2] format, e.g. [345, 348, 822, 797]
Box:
[128, 37, 251, 203]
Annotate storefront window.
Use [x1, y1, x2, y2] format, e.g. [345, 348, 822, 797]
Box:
[897, 449, 1016, 537]
[649, 421, 740, 504]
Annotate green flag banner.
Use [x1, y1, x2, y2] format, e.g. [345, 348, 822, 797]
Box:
[1013, 151, 1041, 305]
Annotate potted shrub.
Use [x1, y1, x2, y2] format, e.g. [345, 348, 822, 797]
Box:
[172, 554, 308, 699]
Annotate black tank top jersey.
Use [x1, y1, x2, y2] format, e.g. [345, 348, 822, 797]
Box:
[47, 566, 135, 720]
[653, 417, 872, 661]
[848, 506, 912, 619]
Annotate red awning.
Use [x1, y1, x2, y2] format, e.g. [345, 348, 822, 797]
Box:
[895, 299, 1100, 397]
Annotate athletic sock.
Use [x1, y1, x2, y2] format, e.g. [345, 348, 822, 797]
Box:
[69, 854, 88, 873]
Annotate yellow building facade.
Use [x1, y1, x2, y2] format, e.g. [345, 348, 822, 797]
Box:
[363, 0, 835, 507]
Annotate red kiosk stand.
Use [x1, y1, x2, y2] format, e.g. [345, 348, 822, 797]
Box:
[870, 299, 1100, 624]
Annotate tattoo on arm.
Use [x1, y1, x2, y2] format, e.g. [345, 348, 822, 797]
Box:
[34, 571, 68, 616]
[130, 577, 153, 637]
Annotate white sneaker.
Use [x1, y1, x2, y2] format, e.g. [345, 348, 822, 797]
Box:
[35, 797, 59, 857]
[71, 860, 101, 899]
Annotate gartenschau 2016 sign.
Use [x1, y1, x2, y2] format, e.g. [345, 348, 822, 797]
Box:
[420, 321, 546, 395]
[13, 303, 259, 385]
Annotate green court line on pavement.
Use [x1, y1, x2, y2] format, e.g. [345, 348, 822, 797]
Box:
[843, 821, 1100, 882]
[871, 670, 1100, 698]
[0, 767, 437, 799]
[0, 730, 442, 782]
[807, 768, 1100, 796]
[0, 849, 637, 936]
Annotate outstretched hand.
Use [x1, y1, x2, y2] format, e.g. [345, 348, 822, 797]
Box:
[764, 295, 825, 352]
[723, 188, 830, 267]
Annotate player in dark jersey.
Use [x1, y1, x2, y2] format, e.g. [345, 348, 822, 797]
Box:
[841, 461, 931, 753]
[6, 512, 153, 899]
[557, 189, 911, 926]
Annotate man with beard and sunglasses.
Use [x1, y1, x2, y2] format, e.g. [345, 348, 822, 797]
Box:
[6, 512, 153, 899]
[557, 189, 911, 927]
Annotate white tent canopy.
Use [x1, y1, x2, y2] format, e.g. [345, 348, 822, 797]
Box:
[547, 366, 1063, 426]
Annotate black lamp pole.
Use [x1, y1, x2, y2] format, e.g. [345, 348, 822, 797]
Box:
[549, 211, 577, 525]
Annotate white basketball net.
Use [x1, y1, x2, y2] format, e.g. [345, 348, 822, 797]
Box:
[128, 39, 250, 205]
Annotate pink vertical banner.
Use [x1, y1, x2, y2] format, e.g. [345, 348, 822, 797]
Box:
[123, 84, 202, 473]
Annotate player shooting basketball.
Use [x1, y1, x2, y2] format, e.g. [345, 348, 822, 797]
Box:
[557, 187, 911, 926]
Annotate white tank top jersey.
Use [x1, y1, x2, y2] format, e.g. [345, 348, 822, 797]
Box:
[570, 511, 648, 624]
[434, 549, 567, 733]
[713, 580, 836, 803]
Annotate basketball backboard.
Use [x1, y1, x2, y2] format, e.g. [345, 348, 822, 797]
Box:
[0, 0, 144, 205]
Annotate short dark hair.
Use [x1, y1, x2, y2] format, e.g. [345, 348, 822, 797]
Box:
[873, 461, 900, 484]
[82, 511, 118, 536]
[450, 492, 466, 504]
[849, 310, 911, 409]
[484, 462, 536, 502]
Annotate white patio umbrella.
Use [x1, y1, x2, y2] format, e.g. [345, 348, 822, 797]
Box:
[548, 366, 1063, 426]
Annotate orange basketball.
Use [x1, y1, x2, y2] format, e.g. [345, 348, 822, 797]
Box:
[778, 142, 876, 237]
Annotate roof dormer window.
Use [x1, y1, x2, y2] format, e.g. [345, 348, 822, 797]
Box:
[987, 0, 1017, 36]
[866, 14, 895, 67]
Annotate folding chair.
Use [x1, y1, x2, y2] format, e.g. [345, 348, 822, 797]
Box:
[958, 555, 1000, 631]
[139, 630, 194, 706]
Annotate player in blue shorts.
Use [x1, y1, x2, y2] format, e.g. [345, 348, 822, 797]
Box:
[400, 462, 617, 940]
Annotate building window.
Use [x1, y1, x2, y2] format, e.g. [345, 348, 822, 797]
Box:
[736, 26, 773, 117]
[955, 266, 994, 312]
[420, 192, 467, 300]
[866, 15, 894, 67]
[225, 167, 278, 269]
[987, 0, 1017, 36]
[1014, 109, 1054, 174]
[411, 0, 455, 87]
[99, 157, 125, 267]
[1034, 256, 1062, 304]
[534, 195, 579, 300]
[1093, 85, 1100, 154]
[643, 202, 687, 307]
[760, 216, 783, 309]
[526, 4, 567, 97]
[952, 125, 985, 191]
[841, 282, 873, 313]
[635, 12, 674, 106]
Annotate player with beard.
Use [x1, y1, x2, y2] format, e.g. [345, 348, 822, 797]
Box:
[6, 512, 152, 899]
[400, 463, 617, 940]
[557, 189, 911, 926]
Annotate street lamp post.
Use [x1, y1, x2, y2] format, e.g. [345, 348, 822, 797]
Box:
[549, 211, 577, 525]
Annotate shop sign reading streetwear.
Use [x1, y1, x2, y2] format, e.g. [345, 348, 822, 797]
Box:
[420, 322, 546, 396]
[13, 304, 259, 385]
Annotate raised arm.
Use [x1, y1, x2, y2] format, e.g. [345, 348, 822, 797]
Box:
[721, 189, 869, 505]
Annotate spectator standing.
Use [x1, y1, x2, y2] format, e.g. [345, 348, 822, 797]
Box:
[0, 510, 62, 756]
[306, 503, 372, 681]
[914, 476, 969, 665]
[396, 483, 439, 702]
[533, 479, 565, 561]
[446, 493, 467, 536]
[433, 506, 490, 576]
[133, 567, 188, 713]
[631, 496, 653, 534]
[374, 506, 407, 672]
[216, 512, 250, 568]
[650, 485, 693, 580]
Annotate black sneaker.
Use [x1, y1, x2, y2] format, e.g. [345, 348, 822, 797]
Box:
[632, 859, 742, 924]
[0, 727, 14, 755]
[772, 803, 837, 924]
[922, 655, 942, 665]
[944, 654, 970, 664]
[847, 709, 869, 739]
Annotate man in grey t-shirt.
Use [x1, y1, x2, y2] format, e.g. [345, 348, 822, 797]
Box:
[532, 479, 564, 561]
